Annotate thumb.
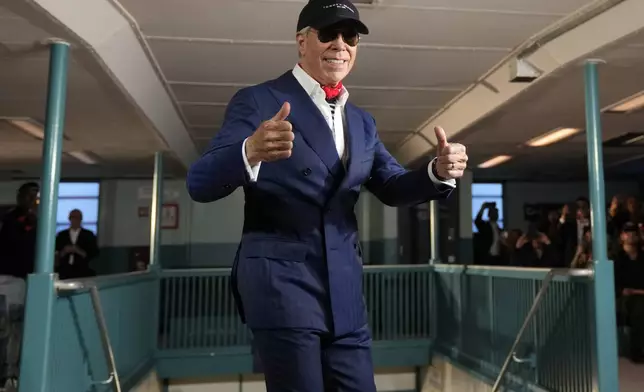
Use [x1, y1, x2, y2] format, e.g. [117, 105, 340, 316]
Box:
[434, 126, 448, 153]
[271, 102, 291, 121]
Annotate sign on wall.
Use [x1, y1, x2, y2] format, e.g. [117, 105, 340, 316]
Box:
[161, 203, 179, 229]
[136, 203, 179, 230]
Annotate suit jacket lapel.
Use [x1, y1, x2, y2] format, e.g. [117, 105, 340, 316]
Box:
[269, 72, 341, 176]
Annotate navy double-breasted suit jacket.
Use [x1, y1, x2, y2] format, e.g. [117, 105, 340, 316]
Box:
[187, 70, 452, 336]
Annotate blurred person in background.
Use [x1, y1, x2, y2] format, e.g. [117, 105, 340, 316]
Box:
[0, 183, 39, 279]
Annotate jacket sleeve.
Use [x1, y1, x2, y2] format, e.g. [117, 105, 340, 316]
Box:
[364, 116, 452, 207]
[187, 88, 262, 203]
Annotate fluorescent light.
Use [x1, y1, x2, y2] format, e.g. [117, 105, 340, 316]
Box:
[5, 118, 44, 140]
[526, 127, 581, 147]
[623, 134, 644, 145]
[478, 155, 512, 168]
[604, 91, 644, 113]
[67, 151, 98, 165]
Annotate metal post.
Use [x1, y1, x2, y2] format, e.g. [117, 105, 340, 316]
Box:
[584, 60, 619, 392]
[429, 200, 439, 264]
[149, 151, 164, 266]
[18, 40, 70, 392]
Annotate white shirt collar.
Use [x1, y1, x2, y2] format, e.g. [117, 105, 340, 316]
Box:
[292, 64, 349, 106]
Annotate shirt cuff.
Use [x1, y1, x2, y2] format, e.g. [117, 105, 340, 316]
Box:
[242, 138, 261, 182]
[427, 158, 456, 188]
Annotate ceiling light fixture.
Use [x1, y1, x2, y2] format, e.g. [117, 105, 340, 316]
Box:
[67, 151, 98, 165]
[604, 91, 644, 113]
[525, 127, 582, 147]
[4, 117, 45, 140]
[478, 155, 512, 168]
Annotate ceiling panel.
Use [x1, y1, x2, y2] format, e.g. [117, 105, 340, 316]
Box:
[189, 126, 219, 139]
[3, 0, 608, 179]
[0, 121, 38, 142]
[172, 84, 242, 103]
[120, 0, 595, 38]
[358, 9, 558, 48]
[368, 107, 434, 130]
[344, 47, 507, 87]
[170, 82, 461, 109]
[347, 88, 459, 108]
[181, 104, 226, 126]
[122, 0, 560, 48]
[378, 131, 408, 144]
[462, 30, 644, 180]
[0, 8, 50, 44]
[150, 40, 507, 88]
[379, 0, 594, 14]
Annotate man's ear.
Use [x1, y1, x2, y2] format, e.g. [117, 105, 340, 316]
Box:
[296, 34, 306, 57]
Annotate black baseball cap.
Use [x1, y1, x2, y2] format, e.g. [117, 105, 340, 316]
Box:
[297, 0, 369, 34]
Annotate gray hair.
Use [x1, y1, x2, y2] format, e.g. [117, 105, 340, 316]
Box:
[297, 27, 311, 58]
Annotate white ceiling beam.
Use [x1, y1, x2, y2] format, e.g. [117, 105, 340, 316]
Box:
[26, 0, 199, 167]
[394, 0, 644, 166]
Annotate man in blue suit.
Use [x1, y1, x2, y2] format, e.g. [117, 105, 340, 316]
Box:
[187, 0, 468, 390]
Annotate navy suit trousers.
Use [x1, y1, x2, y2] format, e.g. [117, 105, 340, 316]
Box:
[252, 325, 377, 392]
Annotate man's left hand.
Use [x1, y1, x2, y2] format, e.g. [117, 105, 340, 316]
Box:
[434, 126, 467, 180]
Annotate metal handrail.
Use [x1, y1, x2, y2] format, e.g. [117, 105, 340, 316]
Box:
[55, 280, 122, 392]
[491, 268, 593, 391]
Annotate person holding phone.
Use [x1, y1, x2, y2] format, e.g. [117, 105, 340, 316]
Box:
[515, 223, 556, 267]
[474, 201, 503, 265]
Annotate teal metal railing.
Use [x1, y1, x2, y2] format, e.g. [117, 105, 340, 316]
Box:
[49, 272, 158, 391]
[433, 265, 594, 392]
[155, 264, 598, 390]
[158, 268, 249, 350]
[157, 265, 434, 351]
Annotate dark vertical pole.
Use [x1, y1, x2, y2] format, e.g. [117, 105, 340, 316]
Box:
[584, 60, 619, 392]
[429, 200, 439, 264]
[19, 40, 70, 392]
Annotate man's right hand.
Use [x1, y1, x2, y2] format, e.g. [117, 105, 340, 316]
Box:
[245, 102, 294, 166]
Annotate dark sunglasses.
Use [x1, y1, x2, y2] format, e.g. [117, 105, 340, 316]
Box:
[316, 27, 360, 47]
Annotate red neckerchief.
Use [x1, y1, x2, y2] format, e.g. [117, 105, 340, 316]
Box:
[322, 82, 343, 100]
[297, 63, 343, 100]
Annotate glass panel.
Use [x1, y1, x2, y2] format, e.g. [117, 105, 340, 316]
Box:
[472, 183, 503, 197]
[472, 196, 504, 232]
[58, 182, 100, 198]
[56, 198, 99, 223]
[56, 223, 68, 233]
[83, 224, 98, 235]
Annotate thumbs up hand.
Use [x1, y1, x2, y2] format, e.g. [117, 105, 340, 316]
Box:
[245, 102, 294, 166]
[434, 126, 467, 180]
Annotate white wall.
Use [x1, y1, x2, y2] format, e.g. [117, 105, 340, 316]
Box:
[503, 180, 639, 231]
[98, 179, 245, 248]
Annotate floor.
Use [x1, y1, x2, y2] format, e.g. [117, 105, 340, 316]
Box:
[619, 358, 644, 391]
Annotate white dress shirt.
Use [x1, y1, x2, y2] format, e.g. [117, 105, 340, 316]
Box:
[68, 227, 80, 265]
[241, 64, 456, 189]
